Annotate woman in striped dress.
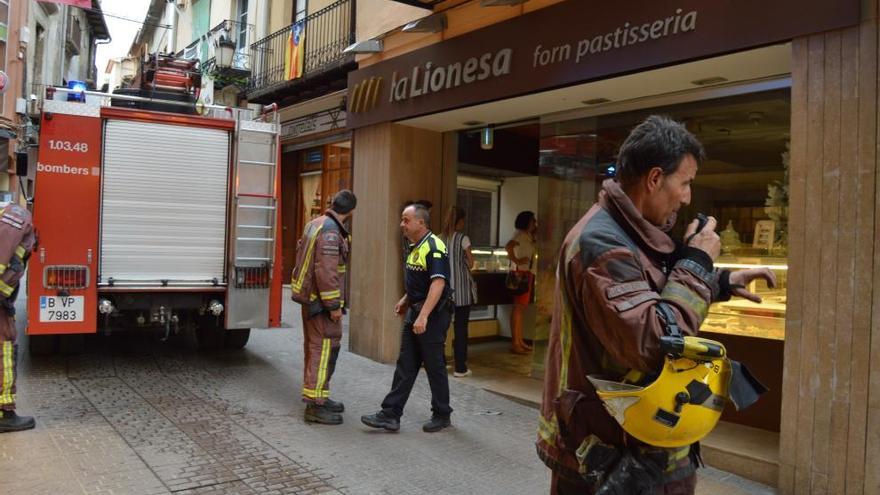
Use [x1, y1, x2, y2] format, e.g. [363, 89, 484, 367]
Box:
[442, 206, 477, 377]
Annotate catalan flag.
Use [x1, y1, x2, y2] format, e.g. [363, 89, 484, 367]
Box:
[284, 22, 305, 81]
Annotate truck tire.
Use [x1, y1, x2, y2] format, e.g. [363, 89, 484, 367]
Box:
[224, 328, 250, 349]
[28, 335, 58, 356]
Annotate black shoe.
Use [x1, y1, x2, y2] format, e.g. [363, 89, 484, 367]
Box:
[0, 411, 35, 433]
[360, 411, 400, 432]
[324, 398, 345, 413]
[422, 415, 451, 433]
[304, 403, 343, 425]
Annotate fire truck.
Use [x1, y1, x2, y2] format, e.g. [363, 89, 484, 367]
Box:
[26, 58, 283, 352]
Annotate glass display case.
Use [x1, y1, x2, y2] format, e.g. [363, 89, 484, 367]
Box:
[471, 247, 512, 273]
[701, 256, 788, 340]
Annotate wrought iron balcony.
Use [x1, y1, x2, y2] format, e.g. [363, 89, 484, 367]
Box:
[178, 19, 254, 86]
[247, 0, 355, 103]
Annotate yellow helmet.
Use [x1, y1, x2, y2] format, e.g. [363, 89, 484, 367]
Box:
[588, 336, 731, 448]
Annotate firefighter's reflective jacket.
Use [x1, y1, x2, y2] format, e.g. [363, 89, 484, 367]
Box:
[0, 204, 35, 340]
[290, 210, 350, 315]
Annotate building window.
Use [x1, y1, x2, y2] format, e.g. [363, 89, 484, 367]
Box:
[237, 0, 248, 48]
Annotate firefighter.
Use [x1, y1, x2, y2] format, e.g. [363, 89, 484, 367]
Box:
[0, 204, 36, 433]
[361, 203, 454, 433]
[290, 190, 356, 425]
[536, 116, 776, 494]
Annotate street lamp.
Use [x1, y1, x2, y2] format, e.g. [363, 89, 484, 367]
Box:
[215, 37, 236, 69]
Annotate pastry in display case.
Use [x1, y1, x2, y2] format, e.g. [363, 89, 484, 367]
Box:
[701, 256, 787, 340]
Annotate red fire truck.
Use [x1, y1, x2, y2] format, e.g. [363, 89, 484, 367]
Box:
[26, 82, 283, 352]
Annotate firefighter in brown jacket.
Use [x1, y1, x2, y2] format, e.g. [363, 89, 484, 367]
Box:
[0, 204, 37, 433]
[290, 190, 356, 425]
[537, 116, 776, 494]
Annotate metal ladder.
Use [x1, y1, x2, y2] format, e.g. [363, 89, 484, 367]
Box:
[232, 109, 281, 287]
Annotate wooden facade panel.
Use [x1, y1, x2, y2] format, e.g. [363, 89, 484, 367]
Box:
[793, 33, 826, 495]
[351, 123, 443, 363]
[785, 16, 879, 494]
[779, 38, 809, 493]
[828, 25, 860, 495]
[811, 30, 842, 490]
[350, 123, 393, 360]
[846, 18, 878, 494]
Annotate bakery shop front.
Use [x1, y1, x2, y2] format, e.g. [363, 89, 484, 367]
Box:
[346, 0, 877, 491]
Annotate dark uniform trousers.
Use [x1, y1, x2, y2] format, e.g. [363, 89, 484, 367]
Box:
[381, 305, 453, 419]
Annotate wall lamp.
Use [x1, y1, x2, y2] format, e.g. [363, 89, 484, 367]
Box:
[402, 14, 447, 33]
[343, 39, 384, 54]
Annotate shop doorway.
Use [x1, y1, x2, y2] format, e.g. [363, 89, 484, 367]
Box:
[280, 142, 352, 279]
[445, 122, 544, 399]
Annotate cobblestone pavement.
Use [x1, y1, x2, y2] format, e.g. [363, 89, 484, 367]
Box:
[1, 292, 775, 494]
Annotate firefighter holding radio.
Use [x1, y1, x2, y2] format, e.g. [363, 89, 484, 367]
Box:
[0, 203, 36, 433]
[536, 116, 775, 494]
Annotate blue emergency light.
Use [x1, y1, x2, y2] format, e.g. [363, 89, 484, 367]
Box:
[67, 80, 87, 102]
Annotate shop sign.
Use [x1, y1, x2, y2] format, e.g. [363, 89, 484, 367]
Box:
[281, 109, 346, 140]
[348, 0, 860, 129]
[305, 149, 324, 163]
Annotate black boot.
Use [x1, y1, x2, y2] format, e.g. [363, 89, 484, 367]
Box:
[304, 403, 343, 425]
[324, 398, 344, 413]
[360, 411, 400, 432]
[422, 415, 451, 433]
[0, 411, 35, 433]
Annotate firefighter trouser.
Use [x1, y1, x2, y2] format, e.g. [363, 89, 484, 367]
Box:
[0, 335, 17, 412]
[301, 306, 342, 404]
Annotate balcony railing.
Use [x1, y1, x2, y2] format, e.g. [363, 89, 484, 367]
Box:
[248, 0, 354, 97]
[178, 19, 254, 73]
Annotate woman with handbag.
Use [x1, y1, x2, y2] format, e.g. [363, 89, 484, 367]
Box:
[442, 206, 477, 377]
[505, 211, 537, 354]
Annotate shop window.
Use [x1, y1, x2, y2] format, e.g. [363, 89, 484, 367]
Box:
[540, 89, 791, 341]
[456, 187, 494, 247]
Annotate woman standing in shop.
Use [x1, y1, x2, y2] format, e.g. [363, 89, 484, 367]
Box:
[506, 211, 537, 354]
[442, 206, 477, 377]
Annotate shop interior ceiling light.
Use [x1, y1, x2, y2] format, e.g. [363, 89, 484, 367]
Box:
[480, 126, 494, 150]
[343, 39, 384, 54]
[481, 0, 529, 6]
[402, 14, 447, 33]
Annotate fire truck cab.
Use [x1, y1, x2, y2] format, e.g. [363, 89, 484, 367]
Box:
[26, 86, 283, 352]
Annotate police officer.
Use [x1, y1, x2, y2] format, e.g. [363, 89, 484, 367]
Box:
[290, 190, 356, 425]
[0, 204, 37, 433]
[361, 203, 454, 433]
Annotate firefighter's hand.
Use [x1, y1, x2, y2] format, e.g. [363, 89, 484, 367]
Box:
[329, 309, 343, 322]
[413, 314, 428, 334]
[684, 216, 721, 260]
[729, 268, 777, 303]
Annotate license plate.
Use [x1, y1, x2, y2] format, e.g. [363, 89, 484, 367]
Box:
[39, 296, 84, 322]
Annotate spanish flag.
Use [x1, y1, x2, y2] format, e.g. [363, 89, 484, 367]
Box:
[284, 23, 305, 80]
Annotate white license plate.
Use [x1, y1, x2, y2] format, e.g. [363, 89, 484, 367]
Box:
[39, 296, 84, 322]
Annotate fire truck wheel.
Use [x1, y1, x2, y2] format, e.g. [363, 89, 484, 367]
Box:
[224, 328, 250, 349]
[28, 335, 58, 356]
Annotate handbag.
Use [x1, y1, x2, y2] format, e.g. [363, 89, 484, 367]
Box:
[505, 270, 531, 296]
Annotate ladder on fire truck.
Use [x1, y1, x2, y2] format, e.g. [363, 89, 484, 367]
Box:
[225, 105, 281, 329]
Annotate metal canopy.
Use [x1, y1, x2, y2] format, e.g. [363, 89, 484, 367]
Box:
[387, 0, 444, 10]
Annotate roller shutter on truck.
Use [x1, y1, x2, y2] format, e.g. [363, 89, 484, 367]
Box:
[99, 119, 230, 285]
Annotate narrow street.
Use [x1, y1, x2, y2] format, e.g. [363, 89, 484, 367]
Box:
[0, 290, 774, 494]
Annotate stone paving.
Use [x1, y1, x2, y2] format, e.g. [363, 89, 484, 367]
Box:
[0, 291, 776, 494]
